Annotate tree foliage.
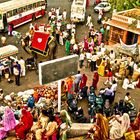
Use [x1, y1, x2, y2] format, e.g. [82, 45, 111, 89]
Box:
[109, 0, 140, 11]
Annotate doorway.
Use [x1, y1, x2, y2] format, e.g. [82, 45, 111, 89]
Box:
[126, 31, 138, 45]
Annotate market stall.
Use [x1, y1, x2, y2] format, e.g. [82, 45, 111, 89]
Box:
[0, 45, 18, 59]
[0, 45, 18, 79]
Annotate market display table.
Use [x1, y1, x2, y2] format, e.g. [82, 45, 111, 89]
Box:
[0, 45, 18, 59]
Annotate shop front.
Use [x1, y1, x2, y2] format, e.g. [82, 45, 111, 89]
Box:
[105, 8, 140, 45]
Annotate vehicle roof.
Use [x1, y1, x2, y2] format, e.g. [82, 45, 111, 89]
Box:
[98, 2, 110, 4]
[0, 0, 44, 13]
[72, 0, 86, 6]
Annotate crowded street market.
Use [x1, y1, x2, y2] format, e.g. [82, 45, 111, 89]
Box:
[0, 0, 140, 140]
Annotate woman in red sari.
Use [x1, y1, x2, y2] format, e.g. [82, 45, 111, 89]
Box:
[131, 112, 140, 140]
[80, 74, 88, 89]
[137, 75, 140, 88]
[15, 109, 33, 139]
[86, 0, 90, 8]
[84, 36, 89, 52]
[92, 71, 99, 89]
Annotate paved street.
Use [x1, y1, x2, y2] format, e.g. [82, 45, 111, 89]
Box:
[0, 0, 140, 116]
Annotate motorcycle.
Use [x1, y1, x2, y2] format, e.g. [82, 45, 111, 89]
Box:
[25, 57, 38, 71]
[67, 98, 87, 123]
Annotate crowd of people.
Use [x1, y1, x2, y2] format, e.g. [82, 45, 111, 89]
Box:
[0, 1, 140, 140]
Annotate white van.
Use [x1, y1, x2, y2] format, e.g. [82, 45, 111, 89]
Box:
[70, 0, 86, 22]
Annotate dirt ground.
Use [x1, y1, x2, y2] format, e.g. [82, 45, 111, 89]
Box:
[0, 0, 140, 139]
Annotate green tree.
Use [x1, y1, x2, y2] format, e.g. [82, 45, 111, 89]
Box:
[109, 0, 140, 12]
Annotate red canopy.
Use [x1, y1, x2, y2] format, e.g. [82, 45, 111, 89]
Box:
[32, 32, 50, 52]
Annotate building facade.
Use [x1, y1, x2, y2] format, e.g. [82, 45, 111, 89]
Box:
[105, 8, 140, 45]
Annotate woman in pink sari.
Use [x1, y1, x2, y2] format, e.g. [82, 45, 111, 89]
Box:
[84, 37, 89, 52]
[0, 107, 16, 139]
[98, 32, 103, 46]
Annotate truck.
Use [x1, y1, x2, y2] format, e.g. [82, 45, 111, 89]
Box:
[70, 0, 86, 22]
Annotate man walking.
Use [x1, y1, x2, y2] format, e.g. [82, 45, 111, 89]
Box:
[13, 65, 20, 86]
[18, 57, 26, 76]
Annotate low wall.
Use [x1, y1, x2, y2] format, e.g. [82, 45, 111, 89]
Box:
[67, 123, 93, 138]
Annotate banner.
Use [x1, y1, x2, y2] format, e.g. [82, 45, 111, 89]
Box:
[119, 38, 138, 55]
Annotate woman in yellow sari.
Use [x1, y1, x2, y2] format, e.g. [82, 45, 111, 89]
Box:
[88, 113, 109, 140]
[98, 58, 106, 76]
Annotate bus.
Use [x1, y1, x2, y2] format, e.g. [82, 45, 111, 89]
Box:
[0, 0, 47, 32]
[70, 0, 86, 22]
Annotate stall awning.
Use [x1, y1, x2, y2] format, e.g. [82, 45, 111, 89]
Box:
[0, 45, 18, 59]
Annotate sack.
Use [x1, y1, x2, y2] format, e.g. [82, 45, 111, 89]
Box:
[124, 131, 135, 140]
[5, 73, 9, 79]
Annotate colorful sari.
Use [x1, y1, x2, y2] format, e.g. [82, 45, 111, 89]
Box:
[93, 113, 109, 140]
[98, 59, 106, 76]
[84, 37, 89, 52]
[92, 71, 99, 89]
[65, 40, 70, 55]
[59, 110, 72, 140]
[15, 109, 33, 139]
[79, 74, 87, 89]
[0, 107, 16, 139]
[137, 76, 140, 88]
[131, 112, 140, 140]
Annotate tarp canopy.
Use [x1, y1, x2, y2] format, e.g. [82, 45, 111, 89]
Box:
[31, 31, 50, 55]
[0, 45, 18, 59]
[119, 38, 139, 56]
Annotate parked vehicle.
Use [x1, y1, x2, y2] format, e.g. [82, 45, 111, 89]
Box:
[71, 0, 86, 22]
[25, 57, 38, 71]
[0, 0, 46, 32]
[94, 2, 111, 12]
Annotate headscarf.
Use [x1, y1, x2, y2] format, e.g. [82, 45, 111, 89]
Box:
[60, 110, 72, 126]
[132, 112, 140, 130]
[121, 113, 130, 135]
[3, 107, 16, 131]
[95, 113, 109, 140]
[110, 113, 130, 139]
[21, 109, 33, 130]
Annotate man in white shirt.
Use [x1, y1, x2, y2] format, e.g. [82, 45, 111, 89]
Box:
[122, 76, 135, 90]
[74, 71, 82, 92]
[73, 43, 79, 54]
[18, 57, 26, 76]
[86, 15, 92, 26]
[62, 9, 67, 20]
[1, 34, 6, 46]
[79, 52, 85, 68]
[90, 51, 98, 71]
[13, 65, 20, 86]
[56, 7, 60, 18]
[48, 10, 52, 21]
[109, 50, 115, 61]
[86, 51, 92, 68]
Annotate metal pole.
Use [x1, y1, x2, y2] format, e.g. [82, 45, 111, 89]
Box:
[58, 80, 61, 112]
